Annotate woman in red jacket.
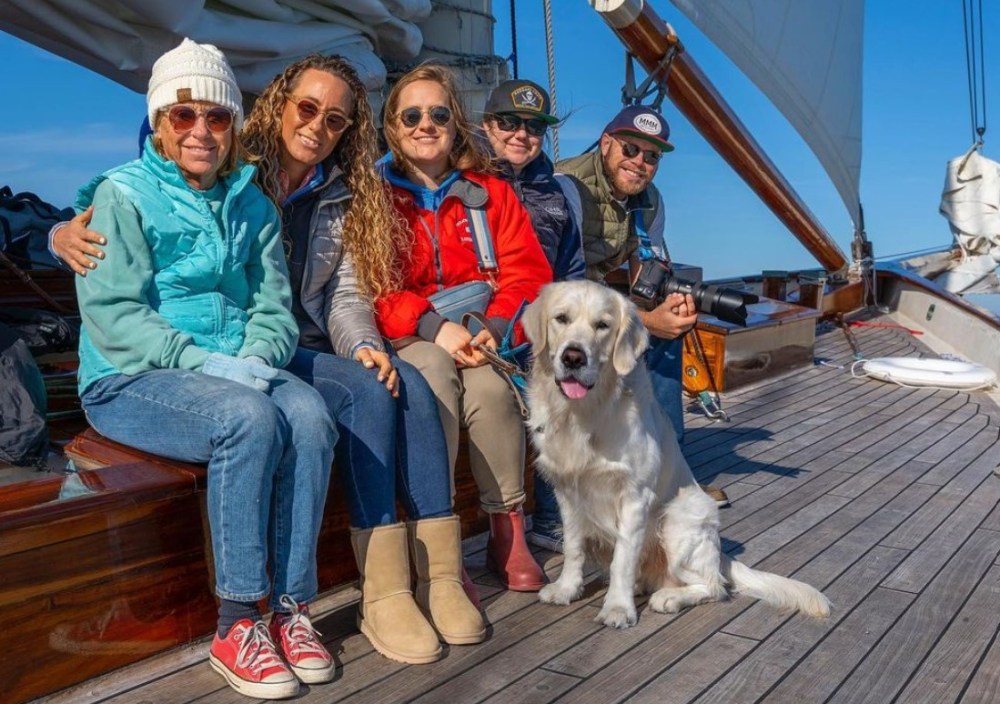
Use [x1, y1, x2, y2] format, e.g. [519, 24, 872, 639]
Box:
[376, 65, 552, 591]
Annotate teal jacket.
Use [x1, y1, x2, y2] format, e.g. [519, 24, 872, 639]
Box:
[75, 140, 296, 393]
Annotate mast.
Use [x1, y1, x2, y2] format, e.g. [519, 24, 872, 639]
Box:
[592, 0, 849, 275]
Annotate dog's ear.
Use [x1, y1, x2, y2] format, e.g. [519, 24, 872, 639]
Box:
[522, 286, 549, 363]
[612, 294, 650, 376]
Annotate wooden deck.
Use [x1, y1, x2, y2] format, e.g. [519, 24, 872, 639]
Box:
[36, 319, 1000, 704]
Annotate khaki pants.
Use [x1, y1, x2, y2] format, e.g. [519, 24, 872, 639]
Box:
[396, 341, 526, 513]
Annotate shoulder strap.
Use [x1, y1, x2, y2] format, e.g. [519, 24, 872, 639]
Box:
[464, 205, 498, 274]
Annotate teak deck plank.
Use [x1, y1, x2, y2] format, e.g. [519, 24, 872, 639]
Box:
[30, 320, 1000, 704]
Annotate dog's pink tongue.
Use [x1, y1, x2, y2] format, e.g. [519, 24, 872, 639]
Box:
[559, 379, 590, 399]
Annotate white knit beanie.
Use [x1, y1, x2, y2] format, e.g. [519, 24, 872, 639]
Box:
[147, 38, 243, 131]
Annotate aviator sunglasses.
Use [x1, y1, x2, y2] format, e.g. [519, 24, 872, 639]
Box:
[493, 113, 548, 137]
[397, 105, 453, 128]
[285, 94, 353, 133]
[166, 105, 234, 134]
[614, 136, 662, 166]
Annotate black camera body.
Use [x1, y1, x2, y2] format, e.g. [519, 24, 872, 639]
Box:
[630, 258, 759, 327]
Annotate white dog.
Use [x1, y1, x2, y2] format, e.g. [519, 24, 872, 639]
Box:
[522, 280, 830, 628]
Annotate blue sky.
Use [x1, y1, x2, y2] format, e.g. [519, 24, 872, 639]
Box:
[1, 2, 996, 279]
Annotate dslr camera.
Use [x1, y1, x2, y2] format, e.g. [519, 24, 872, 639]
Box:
[630, 258, 759, 327]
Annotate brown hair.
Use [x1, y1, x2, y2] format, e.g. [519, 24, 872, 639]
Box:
[383, 64, 493, 178]
[241, 54, 408, 298]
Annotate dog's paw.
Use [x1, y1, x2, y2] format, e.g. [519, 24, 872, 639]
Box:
[649, 591, 683, 614]
[595, 602, 637, 629]
[539, 581, 582, 605]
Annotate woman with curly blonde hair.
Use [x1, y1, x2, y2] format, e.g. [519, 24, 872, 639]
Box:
[53, 54, 484, 672]
[376, 64, 552, 593]
[241, 54, 485, 666]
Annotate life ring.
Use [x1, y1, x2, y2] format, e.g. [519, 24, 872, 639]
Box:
[852, 357, 997, 390]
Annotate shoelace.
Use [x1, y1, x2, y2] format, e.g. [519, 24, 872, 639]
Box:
[277, 595, 328, 659]
[235, 621, 287, 673]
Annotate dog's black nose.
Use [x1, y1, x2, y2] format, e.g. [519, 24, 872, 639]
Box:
[561, 346, 587, 370]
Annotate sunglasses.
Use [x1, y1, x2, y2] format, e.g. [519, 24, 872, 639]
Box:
[492, 113, 548, 137]
[397, 105, 453, 128]
[285, 94, 353, 133]
[614, 137, 662, 166]
[166, 105, 233, 134]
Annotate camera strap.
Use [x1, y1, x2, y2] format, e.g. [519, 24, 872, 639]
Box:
[632, 210, 657, 262]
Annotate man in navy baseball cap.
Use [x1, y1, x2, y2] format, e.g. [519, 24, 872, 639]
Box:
[556, 104, 730, 508]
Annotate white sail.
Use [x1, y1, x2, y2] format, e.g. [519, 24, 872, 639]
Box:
[0, 1, 433, 94]
[668, 0, 864, 230]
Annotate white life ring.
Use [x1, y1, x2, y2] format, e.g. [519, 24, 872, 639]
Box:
[853, 357, 997, 390]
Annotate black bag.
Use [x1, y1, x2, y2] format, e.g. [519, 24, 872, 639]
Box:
[0, 307, 79, 356]
[0, 322, 48, 467]
[0, 186, 74, 268]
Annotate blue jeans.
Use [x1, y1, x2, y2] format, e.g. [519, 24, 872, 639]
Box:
[286, 347, 452, 529]
[81, 369, 336, 609]
[646, 335, 685, 441]
[532, 335, 686, 527]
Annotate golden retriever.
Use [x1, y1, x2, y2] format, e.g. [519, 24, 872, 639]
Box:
[522, 280, 831, 628]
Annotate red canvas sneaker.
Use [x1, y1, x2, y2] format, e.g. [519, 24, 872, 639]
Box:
[269, 596, 336, 684]
[209, 619, 299, 700]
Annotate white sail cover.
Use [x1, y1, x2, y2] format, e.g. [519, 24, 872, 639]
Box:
[941, 145, 1000, 255]
[668, 0, 864, 230]
[937, 145, 1000, 293]
[0, 1, 433, 94]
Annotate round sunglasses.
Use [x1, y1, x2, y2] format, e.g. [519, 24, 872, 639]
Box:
[285, 94, 353, 133]
[166, 105, 233, 134]
[397, 105, 453, 128]
[614, 136, 662, 166]
[492, 113, 548, 137]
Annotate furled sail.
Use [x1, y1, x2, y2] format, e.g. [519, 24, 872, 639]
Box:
[0, 1, 432, 94]
[937, 145, 1000, 294]
[668, 0, 865, 230]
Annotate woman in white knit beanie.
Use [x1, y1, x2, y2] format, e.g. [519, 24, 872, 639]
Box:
[71, 39, 336, 700]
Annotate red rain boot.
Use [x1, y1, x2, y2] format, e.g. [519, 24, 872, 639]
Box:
[486, 507, 546, 592]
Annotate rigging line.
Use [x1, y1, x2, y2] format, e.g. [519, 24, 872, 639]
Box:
[962, 0, 987, 144]
[542, 0, 559, 161]
[509, 0, 518, 78]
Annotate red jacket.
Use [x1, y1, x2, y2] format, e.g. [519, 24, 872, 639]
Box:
[375, 169, 552, 340]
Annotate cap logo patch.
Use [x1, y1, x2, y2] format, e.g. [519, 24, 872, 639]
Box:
[176, 88, 193, 102]
[511, 86, 541, 110]
[632, 113, 662, 134]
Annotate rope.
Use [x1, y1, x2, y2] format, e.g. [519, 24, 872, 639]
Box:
[962, 0, 988, 144]
[542, 0, 559, 161]
[509, 0, 518, 78]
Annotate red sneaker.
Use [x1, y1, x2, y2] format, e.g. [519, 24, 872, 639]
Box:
[269, 596, 335, 684]
[209, 619, 299, 700]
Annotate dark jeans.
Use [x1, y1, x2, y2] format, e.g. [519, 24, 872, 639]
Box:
[287, 347, 452, 529]
[533, 335, 686, 528]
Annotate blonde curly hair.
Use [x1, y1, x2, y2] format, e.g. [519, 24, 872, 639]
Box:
[242, 54, 406, 298]
[383, 64, 493, 179]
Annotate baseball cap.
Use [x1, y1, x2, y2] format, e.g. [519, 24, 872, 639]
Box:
[484, 79, 559, 125]
[603, 105, 673, 152]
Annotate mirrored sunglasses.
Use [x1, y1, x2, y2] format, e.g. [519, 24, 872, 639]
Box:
[493, 113, 548, 137]
[166, 105, 233, 134]
[398, 105, 453, 128]
[285, 95, 353, 133]
[615, 137, 662, 166]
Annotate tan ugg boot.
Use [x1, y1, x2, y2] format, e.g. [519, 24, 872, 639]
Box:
[408, 516, 487, 645]
[350, 523, 442, 664]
